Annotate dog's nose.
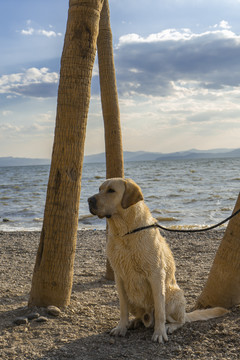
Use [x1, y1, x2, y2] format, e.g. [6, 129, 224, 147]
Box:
[88, 196, 97, 209]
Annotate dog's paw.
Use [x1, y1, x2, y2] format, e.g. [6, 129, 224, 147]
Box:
[110, 325, 128, 337]
[166, 322, 183, 334]
[152, 327, 168, 343]
[165, 323, 175, 334]
[128, 318, 143, 330]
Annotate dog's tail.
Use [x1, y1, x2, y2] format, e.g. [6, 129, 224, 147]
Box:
[185, 307, 229, 323]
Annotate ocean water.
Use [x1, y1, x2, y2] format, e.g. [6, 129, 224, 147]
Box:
[0, 158, 239, 231]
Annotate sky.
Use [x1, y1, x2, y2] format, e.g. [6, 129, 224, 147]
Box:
[1, 0, 240, 158]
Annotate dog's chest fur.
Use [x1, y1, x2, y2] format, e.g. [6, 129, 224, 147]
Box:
[106, 231, 163, 309]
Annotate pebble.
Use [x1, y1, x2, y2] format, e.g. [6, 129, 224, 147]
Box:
[47, 305, 61, 317]
[27, 312, 40, 320]
[14, 317, 28, 325]
[35, 316, 48, 323]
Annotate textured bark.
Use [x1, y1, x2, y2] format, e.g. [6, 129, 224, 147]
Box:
[97, 0, 124, 280]
[29, 0, 103, 307]
[195, 193, 240, 309]
[97, 0, 124, 179]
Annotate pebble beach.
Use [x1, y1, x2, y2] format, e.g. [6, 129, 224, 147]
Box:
[0, 229, 239, 360]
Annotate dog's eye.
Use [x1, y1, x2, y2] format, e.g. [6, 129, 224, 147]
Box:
[107, 188, 115, 193]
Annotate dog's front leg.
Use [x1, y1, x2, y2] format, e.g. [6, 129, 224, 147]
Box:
[110, 274, 129, 337]
[149, 270, 168, 343]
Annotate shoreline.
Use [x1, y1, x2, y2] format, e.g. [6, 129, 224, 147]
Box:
[0, 223, 228, 233]
[1, 229, 239, 360]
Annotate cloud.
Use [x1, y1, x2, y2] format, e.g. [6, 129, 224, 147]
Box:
[212, 20, 232, 30]
[37, 29, 61, 37]
[219, 20, 232, 29]
[114, 23, 240, 97]
[20, 21, 62, 37]
[0, 67, 59, 98]
[0, 124, 22, 139]
[21, 28, 62, 37]
[0, 119, 54, 157]
[21, 28, 34, 35]
[0, 111, 55, 142]
[2, 110, 12, 116]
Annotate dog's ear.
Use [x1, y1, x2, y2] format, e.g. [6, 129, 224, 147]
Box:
[121, 179, 144, 209]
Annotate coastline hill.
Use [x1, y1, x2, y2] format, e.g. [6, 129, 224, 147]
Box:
[0, 148, 239, 167]
[85, 148, 240, 163]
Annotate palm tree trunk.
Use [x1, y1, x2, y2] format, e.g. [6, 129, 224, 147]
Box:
[195, 193, 240, 309]
[97, 0, 124, 280]
[29, 0, 103, 307]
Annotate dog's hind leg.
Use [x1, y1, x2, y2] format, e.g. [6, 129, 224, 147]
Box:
[165, 321, 185, 334]
[165, 287, 186, 334]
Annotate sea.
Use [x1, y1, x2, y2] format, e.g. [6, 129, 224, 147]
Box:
[0, 158, 240, 232]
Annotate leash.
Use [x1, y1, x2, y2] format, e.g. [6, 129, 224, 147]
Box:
[124, 208, 240, 236]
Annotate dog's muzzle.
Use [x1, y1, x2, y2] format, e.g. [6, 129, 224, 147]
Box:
[88, 196, 97, 215]
[88, 196, 111, 219]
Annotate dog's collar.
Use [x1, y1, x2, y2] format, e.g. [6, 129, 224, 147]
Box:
[124, 223, 158, 236]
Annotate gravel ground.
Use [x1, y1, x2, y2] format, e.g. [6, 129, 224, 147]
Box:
[0, 229, 239, 360]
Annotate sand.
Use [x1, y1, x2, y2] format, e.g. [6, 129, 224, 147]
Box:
[0, 229, 239, 360]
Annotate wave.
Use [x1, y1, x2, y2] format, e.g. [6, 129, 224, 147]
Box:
[79, 214, 95, 220]
[178, 188, 186, 193]
[0, 185, 21, 190]
[152, 209, 162, 214]
[147, 195, 158, 199]
[168, 194, 181, 198]
[207, 194, 221, 199]
[220, 207, 232, 212]
[0, 225, 42, 232]
[33, 218, 43, 222]
[160, 223, 226, 231]
[79, 214, 96, 225]
[1, 158, 239, 232]
[152, 208, 181, 214]
[183, 198, 197, 204]
[156, 216, 180, 222]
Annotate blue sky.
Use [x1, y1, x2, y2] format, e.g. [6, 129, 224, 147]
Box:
[1, 0, 240, 158]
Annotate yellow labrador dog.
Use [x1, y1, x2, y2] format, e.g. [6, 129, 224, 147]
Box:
[88, 178, 227, 343]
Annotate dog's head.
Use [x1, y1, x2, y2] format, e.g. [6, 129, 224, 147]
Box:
[88, 178, 143, 219]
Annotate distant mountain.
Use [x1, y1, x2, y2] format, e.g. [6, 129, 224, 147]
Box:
[0, 148, 239, 167]
[0, 157, 50, 167]
[156, 148, 240, 160]
[84, 151, 162, 163]
[84, 148, 240, 163]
